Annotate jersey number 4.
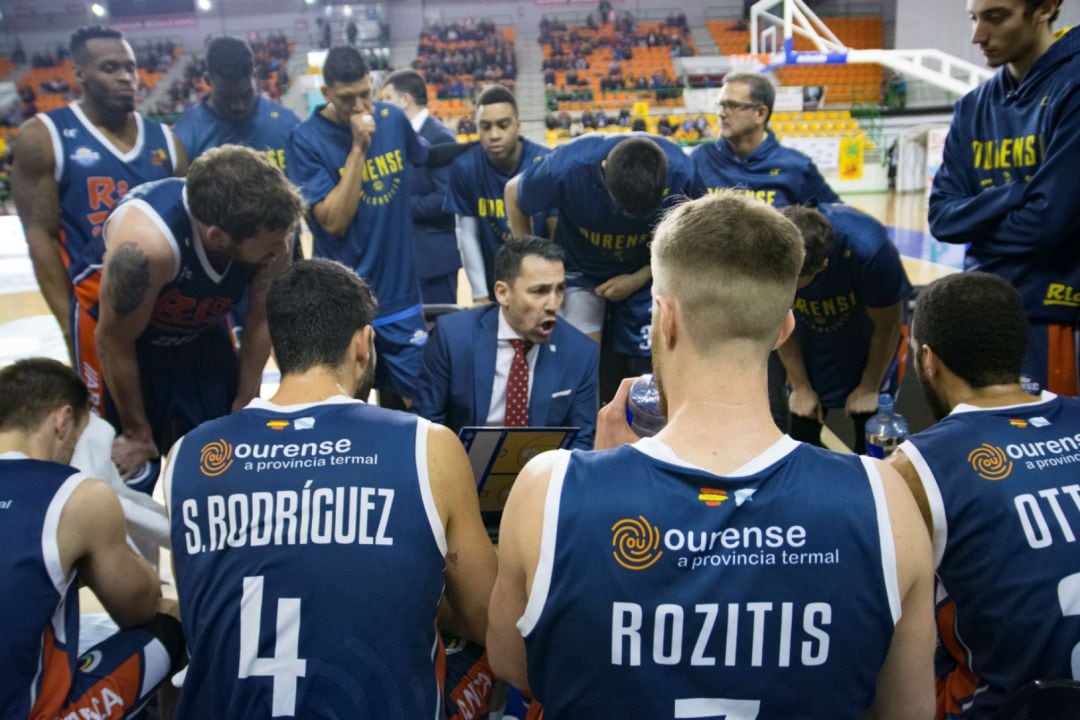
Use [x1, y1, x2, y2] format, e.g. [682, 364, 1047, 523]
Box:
[240, 575, 307, 716]
[674, 698, 761, 719]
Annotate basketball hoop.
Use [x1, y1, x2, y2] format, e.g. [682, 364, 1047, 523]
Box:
[729, 53, 770, 75]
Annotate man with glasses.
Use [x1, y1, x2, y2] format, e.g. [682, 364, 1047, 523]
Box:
[692, 72, 841, 430]
[691, 73, 839, 206]
[286, 46, 433, 407]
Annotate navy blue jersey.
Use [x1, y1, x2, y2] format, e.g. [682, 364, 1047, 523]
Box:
[902, 393, 1080, 719]
[516, 133, 700, 279]
[794, 204, 911, 408]
[929, 27, 1080, 324]
[522, 437, 898, 718]
[690, 132, 840, 207]
[167, 396, 447, 719]
[0, 453, 86, 718]
[444, 139, 551, 295]
[286, 102, 428, 317]
[103, 178, 255, 347]
[37, 104, 178, 311]
[172, 96, 300, 170]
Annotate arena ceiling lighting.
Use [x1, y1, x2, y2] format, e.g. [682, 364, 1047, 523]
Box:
[90, 3, 106, 17]
[198, 0, 212, 10]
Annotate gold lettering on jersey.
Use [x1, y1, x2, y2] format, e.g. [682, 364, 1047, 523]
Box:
[970, 134, 1042, 171]
[1044, 283, 1080, 308]
[338, 149, 406, 206]
[793, 292, 858, 322]
[577, 226, 649, 252]
[477, 198, 506, 218]
[361, 149, 405, 182]
[265, 148, 287, 170]
[706, 187, 777, 205]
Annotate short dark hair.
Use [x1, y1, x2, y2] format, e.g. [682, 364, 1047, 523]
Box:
[384, 69, 428, 106]
[779, 205, 836, 276]
[603, 137, 669, 216]
[913, 272, 1029, 388]
[476, 84, 518, 115]
[724, 72, 775, 122]
[186, 145, 305, 242]
[1024, 0, 1061, 24]
[205, 35, 254, 81]
[267, 259, 379, 375]
[322, 46, 369, 86]
[0, 358, 89, 433]
[494, 236, 565, 285]
[71, 25, 124, 65]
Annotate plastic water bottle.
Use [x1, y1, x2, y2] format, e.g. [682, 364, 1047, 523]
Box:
[625, 373, 666, 438]
[865, 394, 909, 459]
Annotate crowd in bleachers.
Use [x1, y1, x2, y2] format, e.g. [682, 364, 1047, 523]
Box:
[543, 108, 715, 143]
[540, 4, 691, 114]
[411, 20, 517, 100]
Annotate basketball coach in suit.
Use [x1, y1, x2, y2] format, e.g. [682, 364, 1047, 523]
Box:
[381, 69, 462, 303]
[414, 237, 599, 449]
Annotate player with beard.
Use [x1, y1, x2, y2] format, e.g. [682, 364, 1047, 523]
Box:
[889, 271, 1080, 719]
[14, 25, 186, 424]
[488, 192, 934, 718]
[166, 259, 496, 718]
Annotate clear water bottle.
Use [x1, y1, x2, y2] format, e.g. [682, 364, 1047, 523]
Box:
[625, 373, 666, 438]
[865, 393, 909, 459]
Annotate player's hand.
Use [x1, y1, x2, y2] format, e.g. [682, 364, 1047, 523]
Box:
[595, 273, 647, 302]
[350, 112, 376, 154]
[788, 385, 823, 422]
[845, 385, 880, 416]
[111, 432, 160, 480]
[595, 377, 640, 450]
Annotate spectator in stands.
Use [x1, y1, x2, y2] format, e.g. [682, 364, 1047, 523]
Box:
[381, 69, 461, 304]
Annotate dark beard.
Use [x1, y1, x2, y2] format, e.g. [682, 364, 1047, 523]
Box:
[916, 354, 949, 421]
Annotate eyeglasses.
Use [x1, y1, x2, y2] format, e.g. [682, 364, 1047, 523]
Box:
[717, 100, 763, 112]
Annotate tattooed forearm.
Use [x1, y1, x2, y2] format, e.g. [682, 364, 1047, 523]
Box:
[106, 242, 151, 317]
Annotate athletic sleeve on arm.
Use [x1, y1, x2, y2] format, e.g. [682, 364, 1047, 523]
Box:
[444, 160, 475, 216]
[456, 215, 489, 300]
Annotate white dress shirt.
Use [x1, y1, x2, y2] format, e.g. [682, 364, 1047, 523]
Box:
[486, 308, 540, 425]
[409, 107, 430, 133]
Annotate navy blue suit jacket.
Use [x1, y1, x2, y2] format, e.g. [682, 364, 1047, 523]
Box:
[411, 115, 460, 280]
[413, 304, 599, 449]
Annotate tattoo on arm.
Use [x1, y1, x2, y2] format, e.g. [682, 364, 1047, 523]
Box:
[107, 242, 151, 317]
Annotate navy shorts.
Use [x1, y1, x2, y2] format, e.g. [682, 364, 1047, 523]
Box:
[1023, 321, 1079, 396]
[372, 306, 429, 398]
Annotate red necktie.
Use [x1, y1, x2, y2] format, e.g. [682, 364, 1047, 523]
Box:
[504, 339, 533, 427]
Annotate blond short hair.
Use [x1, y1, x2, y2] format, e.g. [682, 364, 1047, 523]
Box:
[651, 192, 804, 353]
